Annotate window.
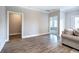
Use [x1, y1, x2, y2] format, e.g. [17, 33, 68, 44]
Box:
[49, 16, 58, 35]
[75, 16, 79, 28]
[50, 16, 58, 27]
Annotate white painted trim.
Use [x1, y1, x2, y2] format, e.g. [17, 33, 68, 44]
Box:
[7, 11, 9, 42]
[5, 39, 10, 42]
[9, 33, 21, 36]
[0, 38, 10, 52]
[19, 6, 49, 13]
[7, 11, 24, 41]
[0, 40, 6, 52]
[22, 13, 24, 38]
[22, 33, 49, 38]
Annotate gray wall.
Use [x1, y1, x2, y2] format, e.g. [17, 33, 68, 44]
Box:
[0, 6, 6, 51]
[37, 13, 48, 34]
[65, 10, 79, 29]
[0, 6, 49, 51]
[6, 6, 48, 37]
[60, 11, 65, 35]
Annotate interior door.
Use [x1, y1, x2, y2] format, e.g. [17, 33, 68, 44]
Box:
[49, 16, 58, 35]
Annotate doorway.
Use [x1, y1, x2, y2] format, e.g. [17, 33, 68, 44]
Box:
[7, 11, 23, 41]
[49, 16, 58, 35]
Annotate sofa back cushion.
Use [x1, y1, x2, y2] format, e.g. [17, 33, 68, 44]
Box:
[73, 29, 79, 36]
[64, 29, 73, 35]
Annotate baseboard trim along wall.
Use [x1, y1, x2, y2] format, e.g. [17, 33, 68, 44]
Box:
[22, 33, 49, 39]
[9, 33, 21, 36]
[0, 40, 6, 52]
[5, 39, 9, 42]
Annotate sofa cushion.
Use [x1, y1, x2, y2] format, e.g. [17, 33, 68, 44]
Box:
[61, 34, 79, 42]
[64, 29, 73, 35]
[73, 29, 79, 36]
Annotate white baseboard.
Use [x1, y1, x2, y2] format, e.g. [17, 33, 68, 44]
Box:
[10, 33, 21, 36]
[22, 33, 49, 39]
[5, 39, 9, 42]
[0, 40, 6, 52]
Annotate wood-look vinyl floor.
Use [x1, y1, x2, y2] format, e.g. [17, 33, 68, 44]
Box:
[1, 34, 79, 53]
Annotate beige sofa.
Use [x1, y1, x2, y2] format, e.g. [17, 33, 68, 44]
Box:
[61, 29, 79, 50]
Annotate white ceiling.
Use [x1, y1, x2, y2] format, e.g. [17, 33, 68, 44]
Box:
[28, 6, 60, 10]
[20, 6, 78, 13]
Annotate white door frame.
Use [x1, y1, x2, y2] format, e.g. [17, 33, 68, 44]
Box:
[7, 11, 24, 41]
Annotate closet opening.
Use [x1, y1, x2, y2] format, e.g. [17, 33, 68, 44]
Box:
[7, 11, 23, 41]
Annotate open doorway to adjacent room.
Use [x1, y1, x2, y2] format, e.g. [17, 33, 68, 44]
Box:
[7, 11, 23, 41]
[49, 16, 59, 35]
